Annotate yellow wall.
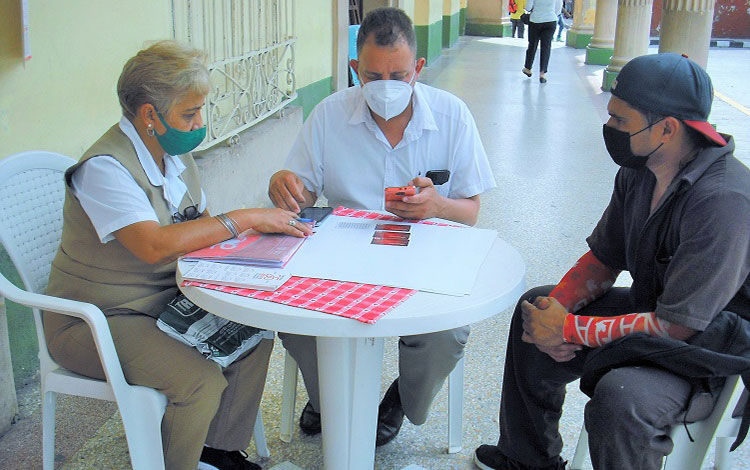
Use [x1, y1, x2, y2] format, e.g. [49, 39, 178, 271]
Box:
[444, 0, 460, 15]
[466, 0, 503, 22]
[0, 0, 334, 160]
[0, 0, 171, 158]
[294, 1, 333, 89]
[414, 0, 443, 25]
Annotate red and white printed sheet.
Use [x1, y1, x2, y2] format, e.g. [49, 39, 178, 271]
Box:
[182, 277, 415, 324]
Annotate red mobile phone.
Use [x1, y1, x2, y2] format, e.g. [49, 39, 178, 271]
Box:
[384, 185, 417, 201]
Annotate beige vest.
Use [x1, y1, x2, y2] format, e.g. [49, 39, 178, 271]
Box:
[46, 124, 203, 320]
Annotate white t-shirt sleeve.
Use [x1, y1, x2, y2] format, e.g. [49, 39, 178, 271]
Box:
[70, 156, 159, 243]
[447, 104, 497, 199]
[284, 105, 326, 198]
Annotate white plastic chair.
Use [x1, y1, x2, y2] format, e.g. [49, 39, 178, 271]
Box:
[279, 350, 466, 453]
[570, 374, 746, 470]
[0, 151, 268, 469]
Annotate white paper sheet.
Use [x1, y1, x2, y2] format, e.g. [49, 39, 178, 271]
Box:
[284, 215, 497, 296]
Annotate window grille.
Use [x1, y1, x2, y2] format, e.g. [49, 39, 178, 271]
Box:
[172, 0, 297, 151]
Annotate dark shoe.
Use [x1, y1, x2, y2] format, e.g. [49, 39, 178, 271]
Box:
[199, 447, 260, 470]
[299, 400, 322, 435]
[376, 378, 405, 446]
[522, 68, 532, 77]
[473, 445, 566, 470]
[539, 77, 547, 83]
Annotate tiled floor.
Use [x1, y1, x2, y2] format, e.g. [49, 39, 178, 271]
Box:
[1, 35, 749, 470]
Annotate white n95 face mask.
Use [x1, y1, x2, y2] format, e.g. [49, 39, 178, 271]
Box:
[361, 72, 416, 121]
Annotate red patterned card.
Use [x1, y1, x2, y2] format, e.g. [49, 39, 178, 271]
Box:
[181, 207, 455, 324]
[182, 277, 414, 324]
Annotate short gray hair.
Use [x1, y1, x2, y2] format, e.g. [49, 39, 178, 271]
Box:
[117, 40, 210, 119]
[356, 7, 416, 56]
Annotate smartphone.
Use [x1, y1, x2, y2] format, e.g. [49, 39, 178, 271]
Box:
[299, 206, 333, 225]
[384, 185, 417, 201]
[425, 170, 450, 185]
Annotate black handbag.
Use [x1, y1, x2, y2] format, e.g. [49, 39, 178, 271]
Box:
[521, 11, 531, 25]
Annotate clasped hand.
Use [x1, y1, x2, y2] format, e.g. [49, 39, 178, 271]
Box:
[386, 176, 445, 220]
[521, 296, 582, 362]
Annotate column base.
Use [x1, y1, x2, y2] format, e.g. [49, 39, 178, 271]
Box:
[585, 46, 613, 65]
[602, 68, 619, 92]
[566, 31, 592, 49]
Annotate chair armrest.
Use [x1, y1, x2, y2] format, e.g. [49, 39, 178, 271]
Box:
[0, 274, 130, 392]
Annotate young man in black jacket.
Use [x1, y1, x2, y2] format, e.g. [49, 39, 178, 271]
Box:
[475, 53, 750, 470]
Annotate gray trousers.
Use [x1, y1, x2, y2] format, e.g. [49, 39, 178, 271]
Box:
[44, 309, 272, 470]
[498, 286, 715, 470]
[280, 326, 470, 425]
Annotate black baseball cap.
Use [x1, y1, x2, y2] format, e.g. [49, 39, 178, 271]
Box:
[610, 53, 727, 146]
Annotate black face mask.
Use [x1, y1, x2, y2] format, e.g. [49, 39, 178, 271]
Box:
[602, 119, 665, 169]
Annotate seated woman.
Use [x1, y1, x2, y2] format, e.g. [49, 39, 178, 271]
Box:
[43, 40, 311, 470]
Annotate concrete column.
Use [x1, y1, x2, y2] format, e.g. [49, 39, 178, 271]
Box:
[333, 0, 349, 91]
[442, 0, 461, 48]
[658, 0, 715, 68]
[465, 0, 505, 37]
[0, 295, 18, 436]
[586, 0, 617, 64]
[459, 0, 468, 35]
[602, 0, 653, 91]
[414, 0, 444, 65]
[567, 0, 597, 48]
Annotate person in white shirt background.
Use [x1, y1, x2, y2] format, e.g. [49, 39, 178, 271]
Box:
[267, 7, 496, 447]
[522, 0, 564, 83]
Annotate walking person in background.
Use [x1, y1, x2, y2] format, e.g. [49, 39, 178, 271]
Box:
[555, 12, 565, 41]
[509, 0, 526, 38]
[522, 0, 563, 83]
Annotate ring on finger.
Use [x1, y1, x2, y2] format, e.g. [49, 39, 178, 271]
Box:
[287, 219, 297, 227]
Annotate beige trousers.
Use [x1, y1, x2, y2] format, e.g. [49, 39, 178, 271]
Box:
[44, 310, 272, 470]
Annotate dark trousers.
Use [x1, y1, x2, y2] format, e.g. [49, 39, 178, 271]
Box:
[524, 21, 557, 73]
[495, 286, 714, 469]
[511, 18, 525, 38]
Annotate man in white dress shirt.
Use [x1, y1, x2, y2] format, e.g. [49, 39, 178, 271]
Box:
[267, 7, 496, 445]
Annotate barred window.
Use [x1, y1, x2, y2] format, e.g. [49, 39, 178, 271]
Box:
[172, 0, 297, 151]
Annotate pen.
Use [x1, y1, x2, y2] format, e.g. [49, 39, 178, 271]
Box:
[296, 218, 314, 223]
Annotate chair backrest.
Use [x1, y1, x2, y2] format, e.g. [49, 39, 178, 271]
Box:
[0, 151, 77, 369]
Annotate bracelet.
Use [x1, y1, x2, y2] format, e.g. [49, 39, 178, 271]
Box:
[215, 214, 239, 239]
[225, 214, 242, 235]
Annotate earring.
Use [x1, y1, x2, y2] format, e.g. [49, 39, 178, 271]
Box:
[146, 123, 155, 137]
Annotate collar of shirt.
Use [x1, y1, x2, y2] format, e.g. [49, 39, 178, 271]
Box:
[348, 82, 439, 149]
[118, 116, 191, 211]
[674, 134, 735, 188]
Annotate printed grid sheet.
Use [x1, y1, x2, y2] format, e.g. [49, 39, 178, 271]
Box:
[181, 207, 455, 324]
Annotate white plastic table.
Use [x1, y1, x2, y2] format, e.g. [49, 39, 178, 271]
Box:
[178, 236, 525, 470]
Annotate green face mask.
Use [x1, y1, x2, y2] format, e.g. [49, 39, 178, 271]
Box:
[155, 111, 206, 156]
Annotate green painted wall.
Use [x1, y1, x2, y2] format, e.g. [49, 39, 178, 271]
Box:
[442, 12, 460, 48]
[465, 22, 502, 37]
[1, 249, 38, 390]
[290, 76, 334, 120]
[415, 20, 443, 65]
[459, 7, 466, 35]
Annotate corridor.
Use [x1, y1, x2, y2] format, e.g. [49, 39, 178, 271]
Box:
[1, 35, 749, 470]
